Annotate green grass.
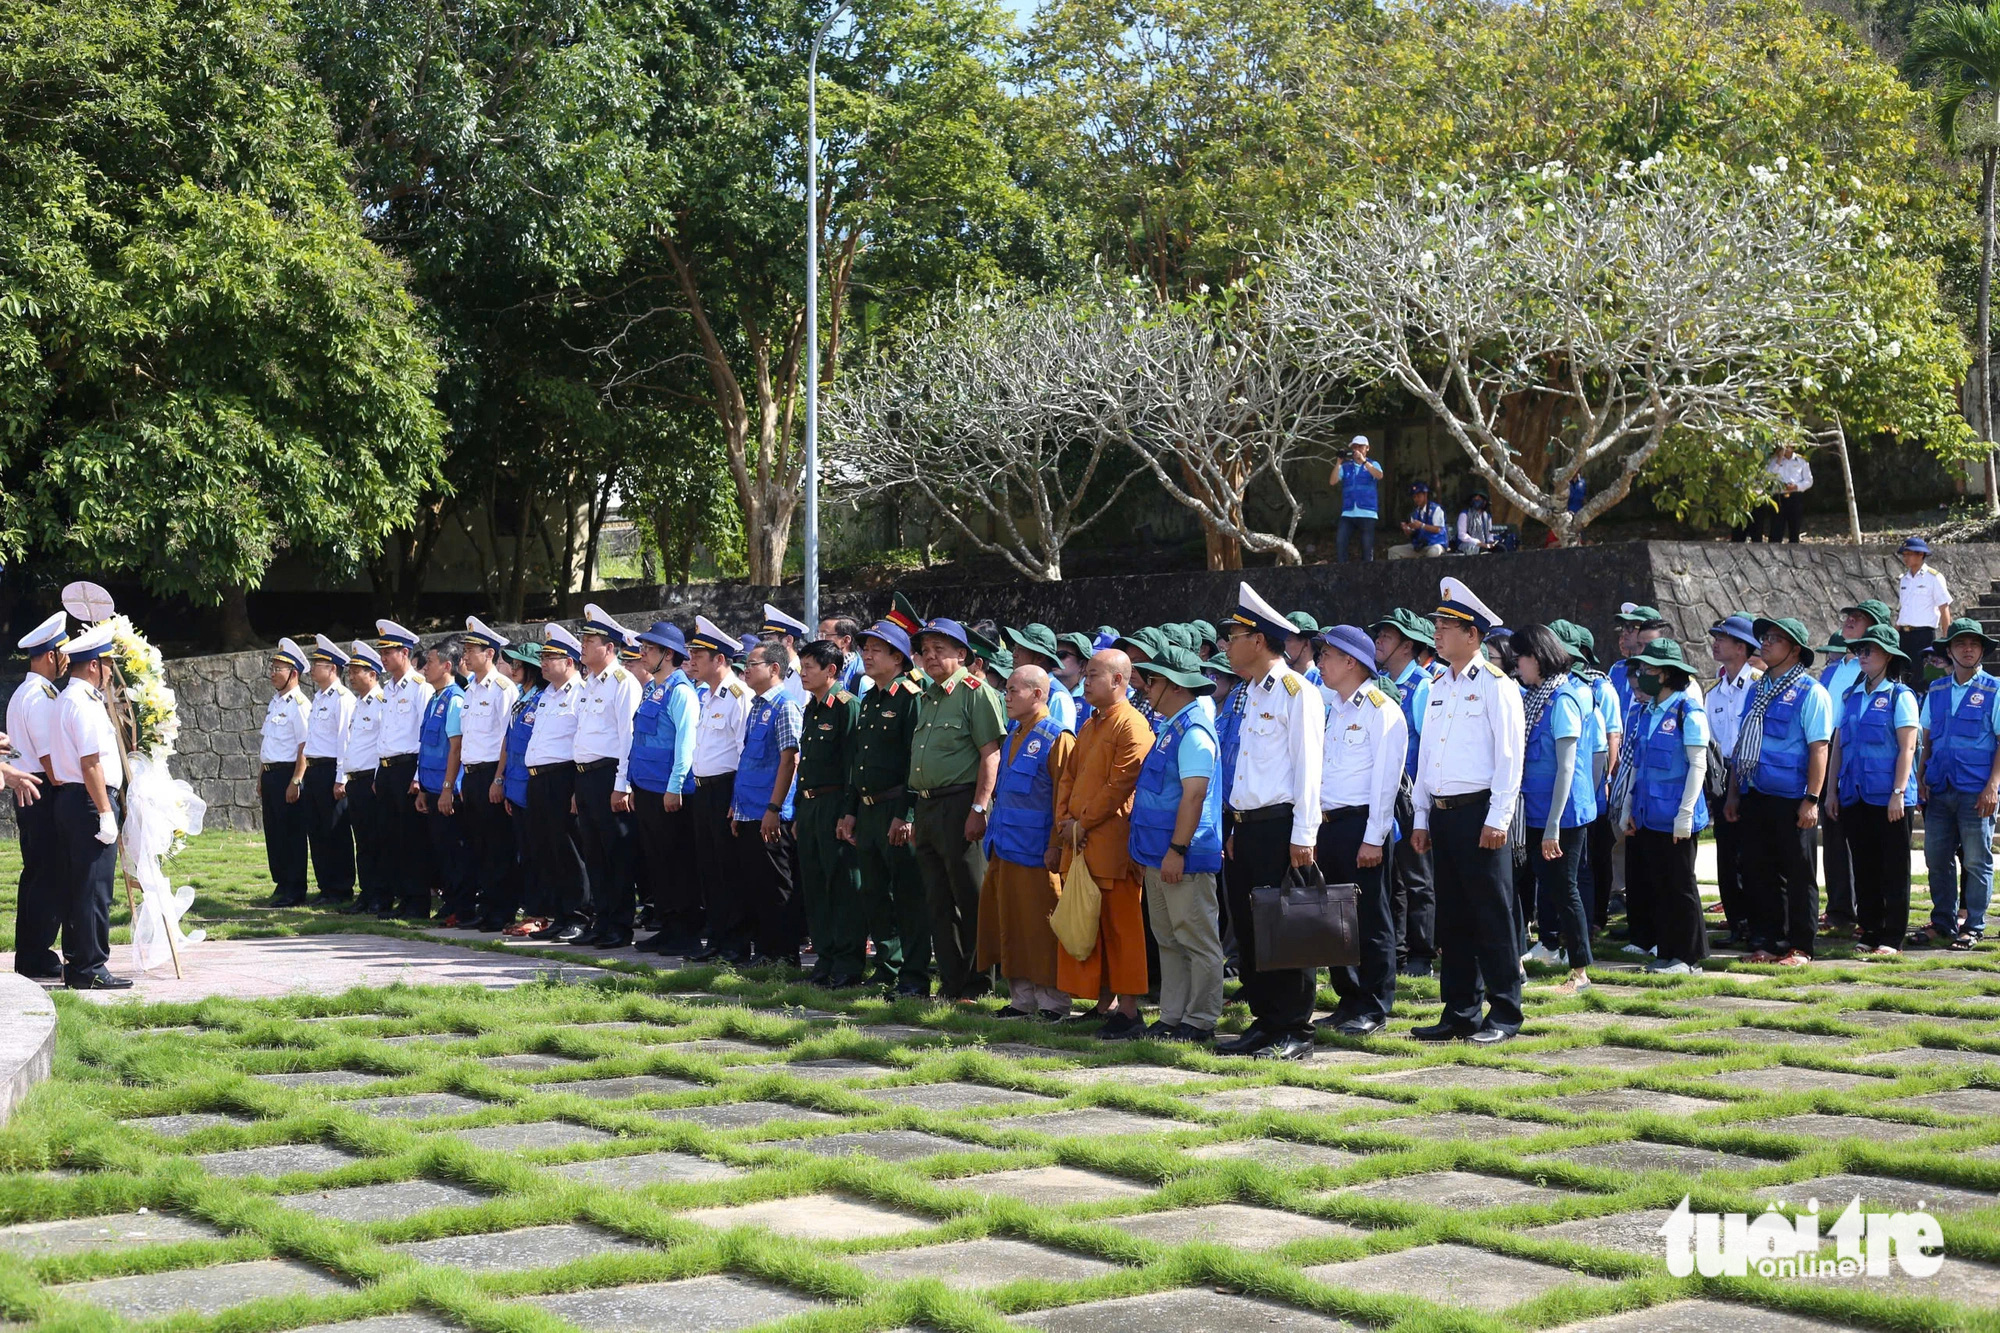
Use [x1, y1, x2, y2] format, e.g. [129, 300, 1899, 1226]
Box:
[3, 836, 2000, 1330]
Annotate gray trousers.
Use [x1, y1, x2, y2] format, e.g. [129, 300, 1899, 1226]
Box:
[1143, 864, 1225, 1029]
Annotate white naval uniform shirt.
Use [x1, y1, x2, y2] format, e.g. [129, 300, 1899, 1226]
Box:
[692, 670, 753, 778]
[379, 669, 433, 758]
[260, 688, 309, 765]
[304, 681, 354, 767]
[1897, 566, 1952, 631]
[51, 678, 122, 789]
[1228, 661, 1325, 847]
[1319, 681, 1409, 848]
[1707, 663, 1761, 761]
[6, 673, 61, 774]
[1769, 453, 1813, 492]
[573, 663, 642, 791]
[1413, 656, 1525, 831]
[459, 668, 518, 767]
[345, 689, 385, 774]
[523, 676, 583, 767]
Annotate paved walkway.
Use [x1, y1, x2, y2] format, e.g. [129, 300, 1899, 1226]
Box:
[0, 934, 612, 1003]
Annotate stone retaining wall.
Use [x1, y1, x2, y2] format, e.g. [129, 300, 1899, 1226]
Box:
[5, 540, 1997, 835]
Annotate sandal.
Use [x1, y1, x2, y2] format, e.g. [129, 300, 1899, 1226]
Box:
[1905, 927, 1943, 949]
[1948, 932, 1981, 951]
[1774, 951, 1812, 967]
[1743, 950, 1779, 964]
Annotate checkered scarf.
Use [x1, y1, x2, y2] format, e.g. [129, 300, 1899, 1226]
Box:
[1512, 673, 1570, 849]
[1732, 664, 1805, 786]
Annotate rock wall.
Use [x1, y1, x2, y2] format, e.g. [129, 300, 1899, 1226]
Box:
[6, 540, 1998, 836]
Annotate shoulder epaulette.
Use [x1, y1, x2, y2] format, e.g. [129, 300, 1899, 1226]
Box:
[725, 680, 748, 699]
[37, 679, 56, 699]
[1480, 659, 1506, 677]
[611, 666, 629, 682]
[1281, 674, 1301, 696]
[1363, 685, 1391, 708]
[831, 689, 854, 705]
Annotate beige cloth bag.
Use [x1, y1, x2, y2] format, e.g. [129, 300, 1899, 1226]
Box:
[1048, 828, 1102, 961]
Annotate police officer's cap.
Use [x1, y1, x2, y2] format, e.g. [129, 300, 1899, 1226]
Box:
[761, 603, 811, 639]
[463, 616, 509, 651]
[65, 623, 115, 664]
[542, 624, 584, 661]
[348, 640, 385, 672]
[272, 637, 308, 674]
[688, 616, 736, 655]
[17, 611, 67, 658]
[578, 603, 622, 640]
[374, 619, 418, 650]
[310, 633, 351, 668]
[1229, 581, 1292, 642]
[1433, 577, 1502, 635]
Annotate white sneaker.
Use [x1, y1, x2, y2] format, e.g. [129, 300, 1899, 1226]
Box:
[1523, 943, 1564, 966]
[1620, 943, 1651, 957]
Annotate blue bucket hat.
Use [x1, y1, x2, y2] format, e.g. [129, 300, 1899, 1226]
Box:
[1708, 614, 1760, 651]
[918, 618, 971, 652]
[1313, 624, 1378, 674]
[1900, 536, 1931, 556]
[637, 621, 687, 657]
[860, 619, 913, 662]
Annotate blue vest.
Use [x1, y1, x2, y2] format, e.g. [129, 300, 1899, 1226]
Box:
[417, 683, 463, 795]
[987, 716, 1062, 868]
[1391, 663, 1428, 778]
[1341, 459, 1379, 516]
[1631, 691, 1709, 834]
[1609, 659, 1637, 735]
[1071, 683, 1091, 728]
[1745, 675, 1817, 799]
[503, 686, 538, 807]
[1522, 682, 1599, 830]
[1838, 680, 1918, 807]
[1925, 672, 1999, 794]
[732, 693, 795, 821]
[1129, 707, 1224, 873]
[629, 671, 695, 795]
[1215, 682, 1246, 809]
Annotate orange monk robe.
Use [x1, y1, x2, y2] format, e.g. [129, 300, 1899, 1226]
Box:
[975, 712, 1074, 987]
[1054, 698, 1152, 999]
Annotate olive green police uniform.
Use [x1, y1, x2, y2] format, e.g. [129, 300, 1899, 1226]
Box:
[849, 671, 930, 992]
[907, 661, 1006, 1001]
[798, 686, 863, 985]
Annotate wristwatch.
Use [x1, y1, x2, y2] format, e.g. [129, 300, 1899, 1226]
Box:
[1802, 793, 1821, 805]
[970, 802, 988, 815]
[765, 801, 782, 813]
[1168, 841, 1191, 857]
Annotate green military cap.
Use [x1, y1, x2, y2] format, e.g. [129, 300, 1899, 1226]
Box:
[1846, 622, 1908, 661]
[1135, 644, 1215, 695]
[965, 625, 1003, 661]
[1285, 610, 1321, 636]
[1115, 626, 1167, 662]
[1368, 607, 1436, 649]
[1190, 619, 1219, 649]
[886, 591, 926, 638]
[1752, 616, 1817, 667]
[1615, 603, 1669, 628]
[1838, 598, 1894, 628]
[504, 641, 544, 665]
[1057, 631, 1095, 660]
[1942, 616, 1997, 651]
[1004, 623, 1062, 662]
[1546, 619, 1597, 667]
[1630, 637, 1693, 672]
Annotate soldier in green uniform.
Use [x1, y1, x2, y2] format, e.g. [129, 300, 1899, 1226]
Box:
[841, 619, 931, 995]
[796, 639, 864, 988]
[908, 615, 1007, 1002]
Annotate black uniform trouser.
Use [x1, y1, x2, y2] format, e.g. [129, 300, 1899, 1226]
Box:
[1533, 823, 1593, 965]
[1430, 796, 1523, 1034]
[1821, 802, 1856, 927]
[1740, 790, 1819, 956]
[526, 766, 586, 925]
[13, 790, 62, 975]
[574, 763, 633, 931]
[377, 756, 426, 912]
[459, 762, 512, 921]
[688, 775, 736, 942]
[1709, 789, 1745, 934]
[301, 759, 353, 900]
[1585, 808, 1617, 929]
[1897, 629, 1936, 689]
[1843, 800, 1912, 950]
[1317, 808, 1396, 1025]
[259, 764, 308, 900]
[1629, 827, 1706, 966]
[505, 788, 539, 919]
[910, 786, 988, 999]
[634, 786, 699, 945]
[55, 785, 119, 980]
[422, 786, 472, 919]
[714, 818, 802, 960]
[1388, 782, 1435, 964]
[854, 796, 924, 986]
[345, 771, 387, 909]
[797, 789, 864, 977]
[1224, 806, 1315, 1040]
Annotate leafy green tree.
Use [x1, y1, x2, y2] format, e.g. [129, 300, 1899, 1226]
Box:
[1907, 1, 2000, 511]
[0, 0, 445, 636]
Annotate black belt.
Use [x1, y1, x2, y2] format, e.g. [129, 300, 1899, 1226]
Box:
[575, 757, 617, 773]
[528, 763, 574, 778]
[1432, 789, 1491, 811]
[694, 771, 736, 788]
[305, 756, 336, 767]
[912, 782, 974, 801]
[1321, 803, 1367, 821]
[379, 754, 416, 768]
[860, 784, 905, 807]
[800, 785, 842, 799]
[1230, 802, 1293, 825]
[262, 762, 295, 773]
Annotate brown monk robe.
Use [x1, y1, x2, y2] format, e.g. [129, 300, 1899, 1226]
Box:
[1053, 650, 1152, 1038]
[976, 668, 1075, 1018]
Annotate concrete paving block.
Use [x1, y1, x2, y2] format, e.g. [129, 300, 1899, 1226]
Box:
[762, 1059, 892, 1082]
[1303, 1241, 1609, 1312]
[1038, 1066, 1226, 1090]
[1002, 1108, 1188, 1138]
[1185, 1139, 1364, 1171]
[1010, 1289, 1364, 1332]
[50, 1259, 348, 1319]
[389, 1223, 650, 1271]
[1353, 1065, 1552, 1091]
[678, 1193, 934, 1240]
[648, 1100, 842, 1130]
[853, 1082, 1056, 1112]
[285, 1316, 462, 1333]
[1190, 1086, 1375, 1116]
[1530, 1142, 1775, 1175]
[1540, 1298, 1909, 1332]
[1104, 1203, 1365, 1250]
[122, 1112, 255, 1137]
[1525, 1047, 1686, 1071]
[195, 1143, 363, 1178]
[521, 1275, 826, 1332]
[537, 1076, 703, 1100]
[848, 1237, 1122, 1289]
[256, 1070, 382, 1089]
[767, 1130, 974, 1162]
[0, 1211, 225, 1257]
[1527, 1208, 1678, 1255]
[1741, 1114, 1936, 1143]
[1893, 1087, 2000, 1117]
[435, 1121, 616, 1152]
[278, 1179, 489, 1222]
[547, 1151, 743, 1187]
[953, 1165, 1153, 1206]
[1701, 1066, 1890, 1095]
[1754, 1172, 1997, 1216]
[1549, 1090, 1728, 1116]
[347, 1093, 491, 1120]
[1362, 1114, 1547, 1141]
[1334, 1170, 1576, 1210]
[656, 1039, 782, 1058]
[480, 1053, 588, 1072]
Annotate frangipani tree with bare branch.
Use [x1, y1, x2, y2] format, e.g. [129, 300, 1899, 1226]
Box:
[1263, 155, 1912, 544]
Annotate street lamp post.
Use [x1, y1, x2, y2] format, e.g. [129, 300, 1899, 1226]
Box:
[802, 0, 851, 633]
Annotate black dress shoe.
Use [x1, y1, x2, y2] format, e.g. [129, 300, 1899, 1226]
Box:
[1214, 1027, 1274, 1056]
[1143, 1019, 1178, 1039]
[1334, 1017, 1386, 1038]
[1173, 1024, 1216, 1044]
[895, 980, 932, 998]
[690, 945, 724, 963]
[1469, 1027, 1517, 1046]
[341, 899, 380, 916]
[1255, 1033, 1314, 1060]
[1312, 1010, 1357, 1031]
[633, 933, 670, 954]
[588, 931, 634, 951]
[15, 965, 64, 983]
[1398, 958, 1434, 978]
[1097, 1013, 1144, 1041]
[1036, 1008, 1068, 1022]
[822, 974, 864, 990]
[550, 923, 587, 944]
[473, 917, 511, 933]
[267, 892, 306, 907]
[1410, 1020, 1477, 1042]
[993, 1004, 1034, 1019]
[67, 969, 133, 990]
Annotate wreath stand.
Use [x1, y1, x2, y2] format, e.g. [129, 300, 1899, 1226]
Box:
[108, 661, 184, 980]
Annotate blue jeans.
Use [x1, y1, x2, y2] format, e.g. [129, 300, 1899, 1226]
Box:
[1337, 515, 1376, 563]
[1923, 786, 1992, 937]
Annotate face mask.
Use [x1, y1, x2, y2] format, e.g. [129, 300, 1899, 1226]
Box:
[1635, 669, 1662, 695]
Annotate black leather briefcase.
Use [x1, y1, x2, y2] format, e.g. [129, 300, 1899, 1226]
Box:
[1250, 864, 1360, 970]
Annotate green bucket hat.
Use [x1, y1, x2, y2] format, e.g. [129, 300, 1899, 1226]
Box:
[1368, 607, 1436, 649]
[1285, 610, 1321, 637]
[1811, 633, 1848, 656]
[1115, 626, 1167, 662]
[504, 641, 544, 666]
[1546, 620, 1598, 667]
[1847, 623, 1908, 662]
[1941, 616, 1997, 652]
[1630, 637, 1693, 673]
[1004, 623, 1062, 662]
[1615, 604, 1669, 627]
[1160, 622, 1195, 652]
[1190, 619, 1219, 649]
[1057, 631, 1095, 661]
[1838, 598, 1894, 628]
[1752, 616, 1818, 667]
[1135, 644, 1216, 695]
[984, 647, 1016, 676]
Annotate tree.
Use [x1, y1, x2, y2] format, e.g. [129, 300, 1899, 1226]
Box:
[1264, 158, 1917, 543]
[824, 289, 1140, 580]
[0, 0, 445, 637]
[1907, 1, 2000, 512]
